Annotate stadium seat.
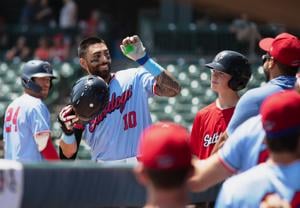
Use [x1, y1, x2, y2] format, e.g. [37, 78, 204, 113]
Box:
[188, 64, 201, 80]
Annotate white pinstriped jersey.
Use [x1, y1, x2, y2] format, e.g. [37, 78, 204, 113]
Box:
[82, 67, 156, 161]
[216, 161, 300, 207]
[218, 115, 268, 173]
[3, 94, 51, 162]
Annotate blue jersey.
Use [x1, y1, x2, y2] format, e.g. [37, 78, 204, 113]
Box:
[82, 67, 155, 161]
[218, 115, 267, 173]
[3, 94, 51, 162]
[216, 161, 300, 207]
[227, 76, 296, 135]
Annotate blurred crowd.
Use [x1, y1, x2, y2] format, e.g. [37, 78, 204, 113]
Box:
[0, 0, 293, 63]
[0, 0, 110, 63]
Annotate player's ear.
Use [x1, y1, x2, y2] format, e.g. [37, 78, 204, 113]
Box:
[133, 164, 149, 186]
[79, 58, 89, 73]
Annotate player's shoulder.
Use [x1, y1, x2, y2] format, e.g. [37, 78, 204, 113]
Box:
[238, 115, 262, 132]
[222, 163, 270, 195]
[115, 68, 139, 76]
[197, 102, 216, 115]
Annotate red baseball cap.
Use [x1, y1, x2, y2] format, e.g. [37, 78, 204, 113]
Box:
[259, 32, 300, 67]
[138, 122, 192, 170]
[260, 90, 300, 139]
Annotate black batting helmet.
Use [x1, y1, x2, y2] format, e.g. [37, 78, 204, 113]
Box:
[70, 75, 109, 121]
[21, 60, 56, 93]
[205, 50, 252, 91]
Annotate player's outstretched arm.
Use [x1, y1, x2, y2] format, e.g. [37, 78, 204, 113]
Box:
[188, 154, 232, 192]
[120, 35, 181, 97]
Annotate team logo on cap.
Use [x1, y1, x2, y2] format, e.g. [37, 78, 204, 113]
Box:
[156, 155, 174, 168]
[42, 64, 51, 73]
[263, 120, 275, 131]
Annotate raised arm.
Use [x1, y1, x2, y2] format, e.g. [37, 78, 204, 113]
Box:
[120, 35, 181, 97]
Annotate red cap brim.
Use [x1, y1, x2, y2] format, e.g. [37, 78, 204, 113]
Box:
[259, 38, 274, 52]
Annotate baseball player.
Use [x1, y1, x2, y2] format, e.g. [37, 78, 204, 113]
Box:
[215, 90, 300, 208]
[58, 35, 181, 162]
[189, 86, 300, 192]
[190, 50, 251, 159]
[188, 33, 300, 192]
[3, 60, 59, 162]
[225, 32, 300, 136]
[135, 121, 193, 208]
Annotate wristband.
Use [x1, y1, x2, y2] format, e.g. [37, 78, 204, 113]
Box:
[62, 133, 76, 144]
[136, 54, 149, 65]
[142, 58, 164, 76]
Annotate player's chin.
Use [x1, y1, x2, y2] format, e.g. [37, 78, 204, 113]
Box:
[41, 90, 49, 99]
[211, 82, 218, 88]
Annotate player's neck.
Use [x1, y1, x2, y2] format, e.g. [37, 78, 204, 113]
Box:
[269, 152, 299, 165]
[145, 186, 188, 208]
[105, 73, 114, 84]
[216, 92, 239, 110]
[24, 90, 43, 99]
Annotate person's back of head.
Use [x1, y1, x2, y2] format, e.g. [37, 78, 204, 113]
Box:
[259, 33, 300, 77]
[260, 90, 300, 156]
[136, 122, 193, 190]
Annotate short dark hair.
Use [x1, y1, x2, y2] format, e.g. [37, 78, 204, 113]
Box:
[78, 37, 106, 58]
[266, 131, 300, 153]
[145, 167, 192, 189]
[276, 61, 299, 76]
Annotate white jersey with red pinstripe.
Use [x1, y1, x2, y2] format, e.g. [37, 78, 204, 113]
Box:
[3, 94, 51, 162]
[82, 67, 156, 161]
[216, 161, 300, 208]
[218, 115, 268, 173]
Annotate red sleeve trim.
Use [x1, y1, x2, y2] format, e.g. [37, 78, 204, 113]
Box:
[217, 151, 236, 174]
[153, 81, 158, 95]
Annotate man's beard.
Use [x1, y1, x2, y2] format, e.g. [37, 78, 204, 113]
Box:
[91, 64, 111, 81]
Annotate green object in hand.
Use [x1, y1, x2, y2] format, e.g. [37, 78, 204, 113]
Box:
[124, 44, 134, 54]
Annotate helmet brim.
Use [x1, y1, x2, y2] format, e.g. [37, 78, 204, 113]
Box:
[205, 62, 226, 72]
[31, 73, 56, 79]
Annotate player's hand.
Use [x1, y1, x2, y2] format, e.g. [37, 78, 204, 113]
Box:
[210, 131, 228, 155]
[120, 35, 146, 61]
[260, 194, 291, 208]
[57, 105, 79, 135]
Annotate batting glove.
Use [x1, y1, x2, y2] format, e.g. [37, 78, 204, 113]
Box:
[120, 35, 147, 62]
[57, 105, 79, 135]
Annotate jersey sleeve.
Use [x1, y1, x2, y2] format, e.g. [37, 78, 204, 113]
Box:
[28, 103, 51, 136]
[227, 89, 259, 135]
[218, 119, 251, 173]
[137, 67, 156, 96]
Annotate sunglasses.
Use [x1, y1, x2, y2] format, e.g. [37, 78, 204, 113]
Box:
[262, 54, 272, 64]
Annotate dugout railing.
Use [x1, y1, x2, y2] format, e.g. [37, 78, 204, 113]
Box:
[21, 161, 221, 208]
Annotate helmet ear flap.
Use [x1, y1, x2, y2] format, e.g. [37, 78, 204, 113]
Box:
[21, 75, 42, 93]
[228, 78, 243, 91]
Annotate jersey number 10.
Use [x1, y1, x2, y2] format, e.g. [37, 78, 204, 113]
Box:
[5, 107, 20, 133]
[123, 111, 137, 130]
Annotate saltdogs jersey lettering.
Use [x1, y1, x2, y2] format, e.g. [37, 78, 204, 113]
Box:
[82, 67, 155, 161]
[89, 86, 132, 132]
